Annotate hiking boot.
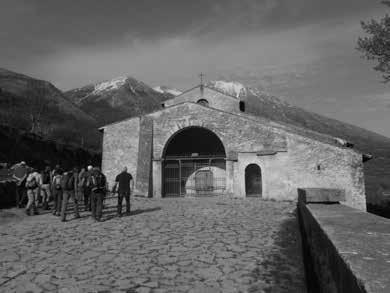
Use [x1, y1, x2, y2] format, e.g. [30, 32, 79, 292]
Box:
[33, 211, 39, 215]
[25, 210, 31, 216]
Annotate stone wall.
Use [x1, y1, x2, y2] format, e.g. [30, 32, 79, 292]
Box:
[298, 198, 390, 293]
[101, 118, 140, 189]
[135, 116, 153, 196]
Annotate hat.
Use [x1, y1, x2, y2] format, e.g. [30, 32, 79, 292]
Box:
[20, 161, 26, 165]
[87, 165, 93, 171]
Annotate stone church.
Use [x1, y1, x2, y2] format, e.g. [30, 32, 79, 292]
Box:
[100, 84, 368, 210]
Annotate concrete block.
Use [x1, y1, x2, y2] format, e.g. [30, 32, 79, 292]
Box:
[298, 188, 345, 203]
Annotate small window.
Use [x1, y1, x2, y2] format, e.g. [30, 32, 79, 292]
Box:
[161, 103, 165, 108]
[197, 99, 209, 107]
[239, 101, 245, 112]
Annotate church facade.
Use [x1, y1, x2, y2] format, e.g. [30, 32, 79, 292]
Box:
[100, 85, 368, 211]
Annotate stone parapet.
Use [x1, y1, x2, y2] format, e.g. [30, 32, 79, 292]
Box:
[298, 196, 390, 292]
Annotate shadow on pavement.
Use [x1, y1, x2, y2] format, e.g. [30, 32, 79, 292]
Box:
[102, 207, 162, 222]
[247, 208, 308, 293]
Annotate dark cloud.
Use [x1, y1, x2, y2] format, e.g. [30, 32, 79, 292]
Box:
[0, 0, 389, 136]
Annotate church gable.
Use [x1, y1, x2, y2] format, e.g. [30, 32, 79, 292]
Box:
[163, 85, 242, 114]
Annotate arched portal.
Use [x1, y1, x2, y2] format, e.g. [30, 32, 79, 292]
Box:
[245, 164, 262, 197]
[162, 127, 226, 197]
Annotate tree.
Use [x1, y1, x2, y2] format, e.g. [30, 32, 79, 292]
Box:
[357, 1, 390, 82]
[26, 80, 54, 136]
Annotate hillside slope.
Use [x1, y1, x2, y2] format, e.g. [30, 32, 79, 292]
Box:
[0, 68, 100, 149]
[65, 77, 173, 125]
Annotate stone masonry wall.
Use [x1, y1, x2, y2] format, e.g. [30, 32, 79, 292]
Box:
[236, 135, 365, 210]
[135, 116, 153, 196]
[102, 118, 140, 189]
[298, 201, 390, 292]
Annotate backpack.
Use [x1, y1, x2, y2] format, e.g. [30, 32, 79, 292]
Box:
[78, 175, 85, 188]
[92, 172, 106, 192]
[26, 176, 38, 189]
[66, 174, 75, 190]
[42, 171, 50, 184]
[53, 175, 62, 190]
[60, 174, 74, 191]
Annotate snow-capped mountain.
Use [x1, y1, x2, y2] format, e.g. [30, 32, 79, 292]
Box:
[207, 80, 247, 98]
[65, 76, 173, 125]
[153, 85, 182, 96]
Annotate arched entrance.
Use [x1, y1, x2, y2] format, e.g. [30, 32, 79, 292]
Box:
[245, 164, 262, 197]
[162, 127, 226, 197]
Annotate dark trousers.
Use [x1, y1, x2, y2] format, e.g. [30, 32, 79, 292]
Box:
[16, 185, 26, 207]
[61, 190, 80, 221]
[91, 192, 103, 220]
[52, 189, 62, 215]
[118, 191, 130, 215]
[84, 187, 91, 211]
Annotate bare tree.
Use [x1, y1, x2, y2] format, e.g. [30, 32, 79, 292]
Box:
[26, 80, 54, 136]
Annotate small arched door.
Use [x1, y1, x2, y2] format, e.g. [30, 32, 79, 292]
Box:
[245, 164, 262, 197]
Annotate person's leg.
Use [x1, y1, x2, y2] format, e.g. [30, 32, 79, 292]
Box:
[32, 188, 39, 214]
[44, 184, 51, 209]
[83, 188, 88, 211]
[91, 192, 96, 219]
[61, 191, 69, 221]
[96, 192, 103, 221]
[15, 185, 21, 207]
[41, 185, 47, 209]
[117, 192, 123, 216]
[25, 189, 33, 215]
[86, 188, 92, 211]
[56, 190, 63, 216]
[72, 191, 80, 218]
[52, 190, 57, 215]
[125, 191, 130, 214]
[19, 187, 27, 207]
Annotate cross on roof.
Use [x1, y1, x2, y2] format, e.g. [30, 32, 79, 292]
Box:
[199, 73, 204, 86]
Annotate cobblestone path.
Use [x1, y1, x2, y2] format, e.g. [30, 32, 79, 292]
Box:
[0, 197, 306, 293]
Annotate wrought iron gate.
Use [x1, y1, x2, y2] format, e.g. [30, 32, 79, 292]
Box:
[163, 158, 226, 197]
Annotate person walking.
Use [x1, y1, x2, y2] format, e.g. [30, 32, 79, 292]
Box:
[90, 167, 106, 222]
[112, 167, 134, 217]
[52, 170, 63, 216]
[25, 168, 40, 215]
[60, 168, 80, 222]
[83, 165, 93, 211]
[12, 161, 28, 208]
[77, 167, 87, 210]
[40, 166, 51, 210]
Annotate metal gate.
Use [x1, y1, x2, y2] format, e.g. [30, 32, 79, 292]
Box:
[163, 158, 226, 197]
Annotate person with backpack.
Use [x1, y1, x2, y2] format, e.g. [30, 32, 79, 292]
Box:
[77, 167, 87, 210]
[60, 168, 80, 222]
[25, 168, 41, 215]
[40, 166, 51, 210]
[52, 170, 63, 216]
[112, 166, 134, 217]
[83, 165, 93, 211]
[12, 161, 28, 208]
[90, 167, 106, 222]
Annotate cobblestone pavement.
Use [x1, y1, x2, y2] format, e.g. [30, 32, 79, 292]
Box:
[0, 197, 306, 293]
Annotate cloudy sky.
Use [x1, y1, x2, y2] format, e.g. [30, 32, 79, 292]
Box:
[1, 0, 389, 137]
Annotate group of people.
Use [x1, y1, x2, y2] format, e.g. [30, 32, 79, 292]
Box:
[12, 161, 134, 222]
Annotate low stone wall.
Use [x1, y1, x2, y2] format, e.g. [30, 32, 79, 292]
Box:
[298, 193, 390, 292]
